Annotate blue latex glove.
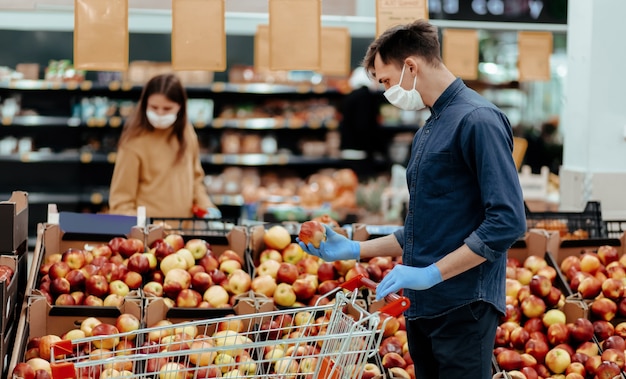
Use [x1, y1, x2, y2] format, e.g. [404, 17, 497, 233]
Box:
[375, 263, 442, 301]
[297, 224, 360, 262]
[204, 207, 222, 219]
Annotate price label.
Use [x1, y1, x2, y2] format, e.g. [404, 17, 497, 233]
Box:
[107, 152, 117, 163]
[212, 118, 225, 128]
[80, 152, 92, 163]
[91, 192, 103, 204]
[80, 81, 93, 91]
[212, 154, 225, 164]
[312, 84, 327, 93]
[296, 84, 310, 94]
[109, 81, 121, 91]
[212, 82, 226, 93]
[109, 117, 122, 128]
[326, 119, 339, 130]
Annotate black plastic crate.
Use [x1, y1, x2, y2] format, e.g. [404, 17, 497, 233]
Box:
[604, 220, 626, 239]
[525, 201, 606, 239]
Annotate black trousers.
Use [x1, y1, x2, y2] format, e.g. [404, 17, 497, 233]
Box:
[406, 301, 499, 379]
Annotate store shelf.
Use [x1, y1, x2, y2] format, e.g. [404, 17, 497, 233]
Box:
[0, 80, 339, 95]
[200, 154, 365, 166]
[209, 117, 339, 130]
[0, 151, 116, 164]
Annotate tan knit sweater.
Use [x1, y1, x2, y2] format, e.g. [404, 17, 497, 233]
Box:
[108, 124, 213, 218]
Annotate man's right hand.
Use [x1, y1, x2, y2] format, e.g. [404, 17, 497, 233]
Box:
[297, 224, 360, 262]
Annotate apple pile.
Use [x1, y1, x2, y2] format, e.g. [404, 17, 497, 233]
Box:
[144, 234, 253, 309]
[374, 313, 414, 379]
[12, 313, 141, 379]
[493, 254, 609, 379]
[36, 237, 147, 307]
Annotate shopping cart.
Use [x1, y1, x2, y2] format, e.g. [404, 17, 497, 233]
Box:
[48, 274, 409, 379]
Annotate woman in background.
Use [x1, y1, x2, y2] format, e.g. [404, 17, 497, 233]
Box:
[109, 73, 221, 219]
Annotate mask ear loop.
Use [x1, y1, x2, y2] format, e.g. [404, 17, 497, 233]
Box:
[398, 64, 406, 85]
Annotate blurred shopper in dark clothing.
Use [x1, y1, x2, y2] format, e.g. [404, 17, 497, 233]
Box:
[524, 119, 563, 174]
[338, 67, 382, 159]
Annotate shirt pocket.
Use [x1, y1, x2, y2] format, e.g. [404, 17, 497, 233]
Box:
[420, 152, 461, 198]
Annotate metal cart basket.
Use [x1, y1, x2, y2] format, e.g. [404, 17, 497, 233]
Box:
[49, 275, 409, 379]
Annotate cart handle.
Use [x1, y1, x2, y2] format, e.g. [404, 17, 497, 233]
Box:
[340, 273, 410, 317]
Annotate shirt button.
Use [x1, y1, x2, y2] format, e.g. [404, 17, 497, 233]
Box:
[425, 129, 430, 134]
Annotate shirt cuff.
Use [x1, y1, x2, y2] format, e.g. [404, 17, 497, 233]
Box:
[464, 231, 500, 262]
[393, 228, 405, 248]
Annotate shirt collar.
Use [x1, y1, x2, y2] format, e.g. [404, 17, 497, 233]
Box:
[428, 77, 465, 119]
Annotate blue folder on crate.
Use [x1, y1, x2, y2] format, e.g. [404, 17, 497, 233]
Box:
[57, 212, 139, 242]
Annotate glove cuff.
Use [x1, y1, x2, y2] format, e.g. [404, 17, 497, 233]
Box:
[425, 263, 443, 287]
[349, 240, 361, 260]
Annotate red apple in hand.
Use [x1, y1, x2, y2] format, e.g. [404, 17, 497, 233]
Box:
[298, 221, 326, 248]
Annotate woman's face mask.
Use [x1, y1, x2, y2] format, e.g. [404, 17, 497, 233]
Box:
[146, 110, 177, 129]
[383, 65, 426, 111]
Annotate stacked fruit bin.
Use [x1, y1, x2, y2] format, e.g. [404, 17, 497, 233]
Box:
[0, 191, 29, 377]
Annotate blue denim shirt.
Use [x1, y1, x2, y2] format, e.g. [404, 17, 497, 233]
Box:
[393, 78, 526, 318]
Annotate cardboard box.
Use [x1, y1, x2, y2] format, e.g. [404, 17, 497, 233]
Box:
[8, 296, 142, 377]
[248, 222, 300, 266]
[507, 229, 561, 264]
[28, 221, 144, 307]
[0, 191, 28, 254]
[0, 253, 27, 334]
[0, 321, 16, 378]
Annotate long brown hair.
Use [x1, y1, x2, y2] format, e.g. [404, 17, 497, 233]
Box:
[362, 20, 442, 75]
[119, 73, 188, 162]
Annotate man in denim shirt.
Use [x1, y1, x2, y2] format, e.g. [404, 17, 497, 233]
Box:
[299, 20, 526, 379]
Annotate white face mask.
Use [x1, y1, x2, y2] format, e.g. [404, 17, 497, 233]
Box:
[383, 65, 426, 111]
[146, 110, 177, 129]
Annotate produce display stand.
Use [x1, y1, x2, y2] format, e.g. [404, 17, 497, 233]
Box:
[49, 275, 409, 379]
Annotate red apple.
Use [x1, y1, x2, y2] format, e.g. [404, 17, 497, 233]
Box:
[99, 262, 124, 282]
[597, 245, 619, 265]
[163, 268, 192, 298]
[48, 261, 71, 280]
[218, 249, 244, 266]
[12, 362, 36, 379]
[292, 277, 317, 301]
[50, 277, 71, 295]
[529, 274, 552, 298]
[547, 323, 570, 346]
[510, 326, 530, 350]
[191, 271, 214, 294]
[164, 233, 185, 251]
[524, 255, 547, 274]
[525, 338, 549, 363]
[127, 252, 150, 274]
[209, 269, 227, 285]
[594, 361, 621, 379]
[576, 340, 599, 357]
[601, 348, 625, 369]
[497, 349, 523, 371]
[176, 288, 203, 308]
[118, 237, 144, 258]
[91, 323, 120, 349]
[382, 352, 407, 369]
[116, 313, 140, 336]
[54, 293, 76, 305]
[203, 285, 230, 307]
[317, 279, 340, 296]
[123, 271, 143, 290]
[83, 294, 104, 306]
[194, 253, 217, 273]
[70, 291, 85, 305]
[560, 255, 581, 279]
[580, 252, 602, 274]
[225, 269, 252, 295]
[603, 335, 626, 351]
[276, 262, 299, 285]
[296, 256, 320, 275]
[64, 269, 86, 291]
[592, 320, 614, 341]
[298, 221, 326, 249]
[569, 317, 594, 342]
[62, 248, 87, 270]
[152, 240, 175, 261]
[85, 274, 109, 297]
[590, 297, 618, 321]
